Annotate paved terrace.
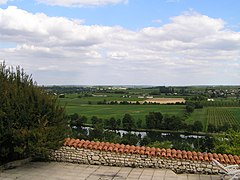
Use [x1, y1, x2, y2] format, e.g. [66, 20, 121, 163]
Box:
[0, 161, 220, 180]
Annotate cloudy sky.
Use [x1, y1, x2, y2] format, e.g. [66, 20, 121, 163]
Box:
[0, 0, 240, 86]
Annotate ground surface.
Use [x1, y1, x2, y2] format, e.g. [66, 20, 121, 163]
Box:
[0, 161, 221, 180]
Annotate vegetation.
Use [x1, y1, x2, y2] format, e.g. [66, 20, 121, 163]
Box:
[0, 63, 69, 164]
[63, 104, 185, 124]
[60, 85, 240, 155]
[1, 62, 240, 162]
[214, 130, 240, 155]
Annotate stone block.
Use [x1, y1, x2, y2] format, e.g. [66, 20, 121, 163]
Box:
[92, 155, 100, 161]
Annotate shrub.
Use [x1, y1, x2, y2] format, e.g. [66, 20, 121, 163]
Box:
[0, 62, 69, 164]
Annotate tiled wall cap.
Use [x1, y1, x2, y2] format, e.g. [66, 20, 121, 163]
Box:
[177, 150, 182, 155]
[161, 148, 166, 153]
[171, 149, 177, 154]
[140, 149, 145, 155]
[146, 147, 151, 151]
[177, 154, 182, 159]
[63, 138, 240, 164]
[166, 148, 171, 153]
[150, 150, 156, 156]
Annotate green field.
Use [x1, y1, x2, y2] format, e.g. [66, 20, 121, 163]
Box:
[64, 104, 185, 124]
[59, 93, 143, 105]
[186, 107, 240, 131]
[59, 92, 240, 132]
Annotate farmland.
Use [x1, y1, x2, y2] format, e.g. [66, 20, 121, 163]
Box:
[186, 107, 240, 131]
[64, 104, 185, 124]
[207, 108, 239, 127]
[54, 85, 240, 132]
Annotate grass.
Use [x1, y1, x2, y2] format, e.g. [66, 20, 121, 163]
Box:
[64, 104, 185, 124]
[185, 108, 208, 131]
[59, 93, 144, 105]
[58, 93, 240, 132]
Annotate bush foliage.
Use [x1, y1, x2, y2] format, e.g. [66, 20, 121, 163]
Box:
[0, 62, 69, 164]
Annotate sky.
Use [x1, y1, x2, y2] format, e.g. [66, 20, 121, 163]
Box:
[0, 0, 240, 86]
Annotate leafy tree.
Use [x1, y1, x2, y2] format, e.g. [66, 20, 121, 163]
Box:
[136, 119, 143, 129]
[89, 117, 104, 140]
[122, 114, 135, 131]
[186, 102, 195, 113]
[0, 62, 69, 164]
[214, 130, 240, 155]
[147, 141, 172, 149]
[140, 136, 151, 146]
[69, 113, 87, 139]
[200, 135, 214, 152]
[104, 117, 118, 131]
[192, 121, 203, 132]
[172, 141, 193, 151]
[145, 112, 163, 129]
[207, 123, 216, 133]
[91, 116, 99, 124]
[163, 115, 183, 130]
[120, 132, 139, 145]
[103, 130, 121, 143]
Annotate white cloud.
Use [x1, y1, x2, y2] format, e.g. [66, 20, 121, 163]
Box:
[36, 0, 128, 7]
[0, 0, 8, 5]
[0, 7, 240, 85]
[152, 19, 162, 24]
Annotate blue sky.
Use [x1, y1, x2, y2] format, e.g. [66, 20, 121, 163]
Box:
[0, 0, 240, 85]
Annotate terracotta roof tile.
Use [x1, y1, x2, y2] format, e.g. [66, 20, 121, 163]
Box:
[145, 150, 150, 156]
[192, 151, 198, 160]
[150, 150, 156, 156]
[124, 147, 129, 153]
[166, 149, 171, 158]
[63, 138, 240, 164]
[119, 147, 124, 153]
[108, 146, 113, 152]
[213, 153, 219, 161]
[197, 152, 203, 161]
[155, 148, 161, 156]
[129, 148, 134, 154]
[208, 153, 213, 161]
[203, 153, 209, 161]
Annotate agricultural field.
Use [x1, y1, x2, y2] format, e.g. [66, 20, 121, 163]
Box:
[56, 86, 240, 132]
[59, 93, 142, 105]
[186, 107, 240, 131]
[63, 104, 185, 125]
[206, 107, 239, 127]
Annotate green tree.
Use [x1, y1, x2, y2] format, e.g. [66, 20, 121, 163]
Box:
[122, 114, 135, 131]
[147, 141, 172, 149]
[69, 113, 87, 139]
[89, 117, 104, 140]
[120, 132, 139, 145]
[136, 119, 143, 129]
[145, 112, 163, 129]
[163, 115, 183, 130]
[192, 121, 203, 132]
[186, 102, 195, 113]
[0, 62, 69, 164]
[104, 117, 118, 130]
[207, 123, 216, 133]
[214, 130, 240, 155]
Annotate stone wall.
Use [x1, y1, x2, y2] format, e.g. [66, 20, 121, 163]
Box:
[50, 146, 220, 174]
